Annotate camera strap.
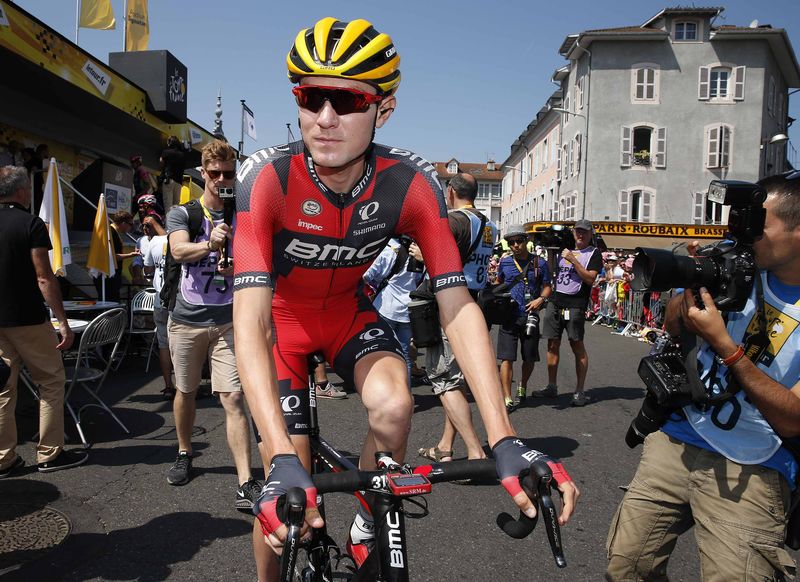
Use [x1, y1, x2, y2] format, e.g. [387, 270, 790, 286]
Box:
[721, 274, 769, 395]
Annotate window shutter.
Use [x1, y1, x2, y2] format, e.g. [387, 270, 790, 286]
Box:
[646, 68, 655, 100]
[556, 143, 562, 181]
[706, 126, 719, 168]
[574, 134, 582, 175]
[641, 190, 653, 223]
[655, 127, 667, 168]
[621, 126, 632, 167]
[693, 193, 704, 224]
[698, 66, 710, 100]
[619, 190, 630, 221]
[721, 126, 731, 167]
[632, 68, 639, 101]
[734, 66, 745, 101]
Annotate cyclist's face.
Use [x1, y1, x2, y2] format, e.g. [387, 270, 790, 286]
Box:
[297, 77, 395, 169]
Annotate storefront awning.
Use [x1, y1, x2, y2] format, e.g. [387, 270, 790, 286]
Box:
[598, 234, 722, 251]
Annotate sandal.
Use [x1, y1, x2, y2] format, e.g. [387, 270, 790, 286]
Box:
[417, 446, 453, 463]
[160, 386, 176, 400]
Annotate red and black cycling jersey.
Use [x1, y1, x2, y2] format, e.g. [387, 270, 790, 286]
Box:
[233, 141, 465, 306]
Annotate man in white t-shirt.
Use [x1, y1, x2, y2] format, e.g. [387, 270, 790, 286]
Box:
[141, 214, 173, 397]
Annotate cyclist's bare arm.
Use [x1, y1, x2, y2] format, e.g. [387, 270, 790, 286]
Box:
[436, 285, 580, 524]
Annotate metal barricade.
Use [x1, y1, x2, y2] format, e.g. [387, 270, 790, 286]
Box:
[591, 280, 669, 341]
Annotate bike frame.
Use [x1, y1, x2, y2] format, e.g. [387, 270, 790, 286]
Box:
[305, 357, 411, 582]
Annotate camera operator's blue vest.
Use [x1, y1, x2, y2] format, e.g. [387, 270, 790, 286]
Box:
[684, 271, 800, 464]
[452, 208, 497, 291]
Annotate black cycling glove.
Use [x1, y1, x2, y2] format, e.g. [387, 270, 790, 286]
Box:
[254, 454, 318, 537]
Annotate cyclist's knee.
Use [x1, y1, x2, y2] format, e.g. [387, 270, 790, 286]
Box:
[366, 386, 413, 426]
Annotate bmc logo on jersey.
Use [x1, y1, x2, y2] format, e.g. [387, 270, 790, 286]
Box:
[359, 328, 385, 341]
[302, 199, 322, 216]
[359, 201, 380, 221]
[284, 238, 385, 265]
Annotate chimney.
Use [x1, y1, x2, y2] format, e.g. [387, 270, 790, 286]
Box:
[487, 159, 496, 171]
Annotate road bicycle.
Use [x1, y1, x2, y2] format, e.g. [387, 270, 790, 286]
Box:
[272, 353, 566, 582]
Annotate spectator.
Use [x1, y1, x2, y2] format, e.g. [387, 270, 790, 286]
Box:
[0, 166, 88, 477]
[495, 225, 551, 410]
[534, 219, 602, 406]
[159, 136, 186, 212]
[164, 139, 260, 510]
[607, 173, 800, 580]
[363, 237, 425, 385]
[131, 155, 158, 216]
[0, 140, 22, 167]
[141, 214, 174, 399]
[413, 172, 498, 462]
[93, 211, 139, 302]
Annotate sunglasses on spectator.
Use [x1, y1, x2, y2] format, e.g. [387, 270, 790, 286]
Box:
[204, 169, 236, 180]
[508, 238, 527, 245]
[292, 85, 383, 115]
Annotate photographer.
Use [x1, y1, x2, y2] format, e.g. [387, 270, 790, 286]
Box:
[159, 136, 186, 211]
[606, 173, 800, 581]
[495, 225, 551, 411]
[535, 219, 602, 406]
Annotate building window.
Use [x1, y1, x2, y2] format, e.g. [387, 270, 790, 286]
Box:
[621, 125, 667, 169]
[619, 188, 654, 222]
[575, 75, 585, 110]
[631, 64, 659, 103]
[706, 124, 732, 169]
[542, 139, 548, 169]
[699, 65, 745, 101]
[674, 20, 698, 41]
[693, 192, 724, 225]
[573, 134, 582, 175]
[552, 196, 561, 221]
[447, 161, 458, 173]
[768, 76, 776, 118]
[561, 193, 577, 220]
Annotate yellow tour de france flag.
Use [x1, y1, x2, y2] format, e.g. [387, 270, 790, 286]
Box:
[38, 158, 72, 276]
[125, 0, 149, 52]
[87, 194, 116, 279]
[79, 0, 116, 30]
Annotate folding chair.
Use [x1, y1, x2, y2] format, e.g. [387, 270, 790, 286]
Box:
[113, 288, 157, 371]
[64, 308, 130, 448]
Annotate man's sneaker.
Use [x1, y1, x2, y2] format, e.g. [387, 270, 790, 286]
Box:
[516, 384, 526, 403]
[37, 449, 88, 473]
[316, 382, 347, 400]
[347, 514, 375, 568]
[533, 384, 558, 398]
[571, 392, 592, 407]
[505, 397, 517, 413]
[236, 478, 263, 510]
[166, 451, 192, 485]
[0, 456, 24, 479]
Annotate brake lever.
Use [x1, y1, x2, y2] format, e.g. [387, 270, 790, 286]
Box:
[495, 462, 567, 568]
[277, 487, 306, 582]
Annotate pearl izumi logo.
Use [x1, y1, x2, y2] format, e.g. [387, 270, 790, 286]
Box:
[82, 60, 111, 96]
[359, 328, 385, 341]
[359, 201, 380, 221]
[302, 200, 322, 216]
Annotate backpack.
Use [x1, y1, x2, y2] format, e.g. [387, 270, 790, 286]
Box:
[160, 199, 204, 311]
[373, 243, 410, 297]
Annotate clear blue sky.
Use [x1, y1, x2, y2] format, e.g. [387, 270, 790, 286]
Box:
[13, 0, 800, 165]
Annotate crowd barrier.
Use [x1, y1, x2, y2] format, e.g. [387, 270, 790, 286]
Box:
[589, 281, 669, 342]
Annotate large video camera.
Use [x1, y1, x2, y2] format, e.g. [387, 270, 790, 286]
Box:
[530, 224, 575, 252]
[625, 180, 767, 448]
[630, 180, 767, 312]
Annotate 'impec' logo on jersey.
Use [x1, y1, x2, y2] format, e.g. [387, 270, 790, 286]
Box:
[302, 199, 322, 216]
[359, 201, 380, 221]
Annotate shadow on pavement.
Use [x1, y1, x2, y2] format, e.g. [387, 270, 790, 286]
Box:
[4, 511, 252, 582]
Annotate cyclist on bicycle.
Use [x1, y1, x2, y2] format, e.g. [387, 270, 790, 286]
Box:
[232, 17, 580, 581]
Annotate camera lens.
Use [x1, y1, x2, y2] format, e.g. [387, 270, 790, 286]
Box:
[625, 393, 672, 448]
[630, 248, 719, 293]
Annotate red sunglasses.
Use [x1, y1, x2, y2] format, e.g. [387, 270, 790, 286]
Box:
[292, 85, 383, 115]
[205, 169, 236, 180]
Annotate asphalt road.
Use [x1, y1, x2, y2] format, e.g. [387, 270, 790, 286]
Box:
[2, 323, 796, 581]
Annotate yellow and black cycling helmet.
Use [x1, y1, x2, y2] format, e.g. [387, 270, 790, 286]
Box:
[287, 17, 401, 95]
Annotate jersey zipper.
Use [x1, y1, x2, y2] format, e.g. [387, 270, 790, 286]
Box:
[323, 192, 347, 310]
